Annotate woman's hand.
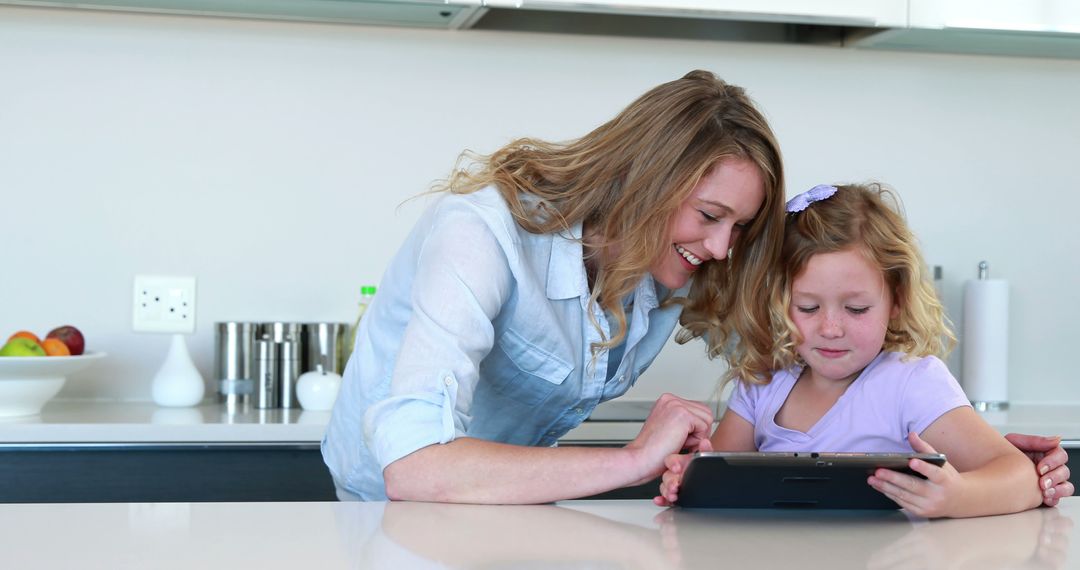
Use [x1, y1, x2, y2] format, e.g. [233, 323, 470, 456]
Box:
[624, 394, 714, 486]
[653, 439, 712, 507]
[868, 432, 965, 518]
[1004, 433, 1074, 507]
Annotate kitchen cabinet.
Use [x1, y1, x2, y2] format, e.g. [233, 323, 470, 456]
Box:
[852, 0, 1080, 58]
[908, 0, 1080, 32]
[0, 0, 909, 28]
[6, 0, 1080, 58]
[0, 403, 333, 502]
[486, 0, 907, 27]
[0, 442, 337, 502]
[0, 401, 655, 502]
[0, 400, 1076, 503]
[0, 0, 487, 29]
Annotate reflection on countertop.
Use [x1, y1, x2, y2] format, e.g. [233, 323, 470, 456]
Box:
[2, 498, 1076, 569]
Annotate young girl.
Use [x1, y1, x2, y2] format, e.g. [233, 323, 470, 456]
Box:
[656, 183, 1044, 518]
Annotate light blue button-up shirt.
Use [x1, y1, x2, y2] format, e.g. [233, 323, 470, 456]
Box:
[322, 186, 688, 500]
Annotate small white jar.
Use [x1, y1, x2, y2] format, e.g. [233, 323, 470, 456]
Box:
[295, 365, 342, 411]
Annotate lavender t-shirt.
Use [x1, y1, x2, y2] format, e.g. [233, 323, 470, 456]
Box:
[726, 351, 971, 453]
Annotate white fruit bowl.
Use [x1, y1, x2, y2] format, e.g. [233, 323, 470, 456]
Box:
[0, 352, 106, 417]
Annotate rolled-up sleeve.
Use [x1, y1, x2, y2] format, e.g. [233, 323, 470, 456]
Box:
[362, 202, 515, 470]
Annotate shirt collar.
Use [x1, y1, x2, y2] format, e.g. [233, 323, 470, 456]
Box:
[546, 221, 589, 300]
[545, 222, 674, 311]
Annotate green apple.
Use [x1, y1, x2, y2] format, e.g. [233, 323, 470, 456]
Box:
[0, 337, 46, 357]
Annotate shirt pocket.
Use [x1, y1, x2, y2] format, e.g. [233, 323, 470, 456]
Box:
[484, 328, 573, 406]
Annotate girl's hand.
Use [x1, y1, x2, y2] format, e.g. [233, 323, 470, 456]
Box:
[653, 439, 712, 507]
[1004, 433, 1074, 507]
[868, 432, 963, 518]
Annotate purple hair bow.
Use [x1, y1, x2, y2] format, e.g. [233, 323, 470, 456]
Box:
[786, 184, 838, 213]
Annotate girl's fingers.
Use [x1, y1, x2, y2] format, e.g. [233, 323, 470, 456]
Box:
[906, 431, 939, 454]
[907, 458, 945, 483]
[870, 478, 918, 513]
[664, 453, 690, 472]
[870, 473, 929, 512]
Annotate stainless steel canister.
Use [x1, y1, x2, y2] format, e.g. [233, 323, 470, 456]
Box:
[301, 322, 348, 374]
[214, 322, 255, 411]
[278, 339, 301, 409]
[254, 339, 278, 409]
[259, 321, 301, 344]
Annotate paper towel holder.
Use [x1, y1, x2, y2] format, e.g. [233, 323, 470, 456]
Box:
[964, 260, 1009, 412]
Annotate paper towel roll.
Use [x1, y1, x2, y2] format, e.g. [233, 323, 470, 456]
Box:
[961, 278, 1009, 406]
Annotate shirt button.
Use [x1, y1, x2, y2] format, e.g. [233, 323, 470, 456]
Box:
[443, 376, 453, 386]
[574, 408, 584, 415]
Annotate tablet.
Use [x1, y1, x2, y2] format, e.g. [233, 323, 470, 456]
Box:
[675, 451, 947, 510]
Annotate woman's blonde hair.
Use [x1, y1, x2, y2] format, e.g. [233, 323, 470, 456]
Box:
[741, 183, 955, 384]
[437, 70, 785, 358]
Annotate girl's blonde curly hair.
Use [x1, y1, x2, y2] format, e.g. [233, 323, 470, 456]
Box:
[730, 183, 955, 386]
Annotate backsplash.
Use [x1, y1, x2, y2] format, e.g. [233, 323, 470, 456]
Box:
[1, 6, 1077, 404]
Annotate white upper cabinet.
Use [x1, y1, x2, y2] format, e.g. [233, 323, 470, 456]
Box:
[854, 0, 1080, 59]
[909, 0, 1080, 33]
[479, 0, 908, 27]
[5, 0, 1080, 59]
[0, 0, 487, 29]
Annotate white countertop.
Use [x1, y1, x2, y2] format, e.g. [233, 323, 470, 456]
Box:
[0, 400, 329, 443]
[3, 498, 1077, 569]
[1, 399, 1078, 445]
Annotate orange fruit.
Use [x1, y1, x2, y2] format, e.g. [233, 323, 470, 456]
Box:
[8, 330, 42, 345]
[42, 338, 71, 356]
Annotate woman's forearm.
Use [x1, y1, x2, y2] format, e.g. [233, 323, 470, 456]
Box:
[383, 393, 713, 503]
[383, 438, 648, 504]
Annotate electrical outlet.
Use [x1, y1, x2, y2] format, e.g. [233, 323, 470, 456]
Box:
[133, 275, 197, 333]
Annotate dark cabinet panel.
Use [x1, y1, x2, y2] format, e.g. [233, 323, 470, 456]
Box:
[0, 444, 337, 503]
[2, 441, 1073, 503]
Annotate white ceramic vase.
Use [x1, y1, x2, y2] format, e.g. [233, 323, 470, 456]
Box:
[151, 334, 205, 407]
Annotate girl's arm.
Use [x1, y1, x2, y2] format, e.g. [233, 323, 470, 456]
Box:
[708, 408, 758, 452]
[868, 407, 1042, 518]
[654, 409, 756, 505]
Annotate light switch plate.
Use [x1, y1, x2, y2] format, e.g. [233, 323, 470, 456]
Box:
[132, 275, 197, 333]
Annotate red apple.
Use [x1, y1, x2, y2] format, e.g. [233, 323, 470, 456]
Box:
[46, 325, 85, 356]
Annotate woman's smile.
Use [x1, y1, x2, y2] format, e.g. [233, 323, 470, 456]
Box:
[674, 244, 704, 269]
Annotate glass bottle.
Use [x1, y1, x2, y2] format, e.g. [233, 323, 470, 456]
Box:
[347, 285, 377, 355]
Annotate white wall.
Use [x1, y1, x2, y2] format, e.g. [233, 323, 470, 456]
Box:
[1, 6, 1077, 404]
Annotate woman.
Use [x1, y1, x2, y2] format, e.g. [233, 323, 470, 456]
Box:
[322, 71, 1072, 504]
